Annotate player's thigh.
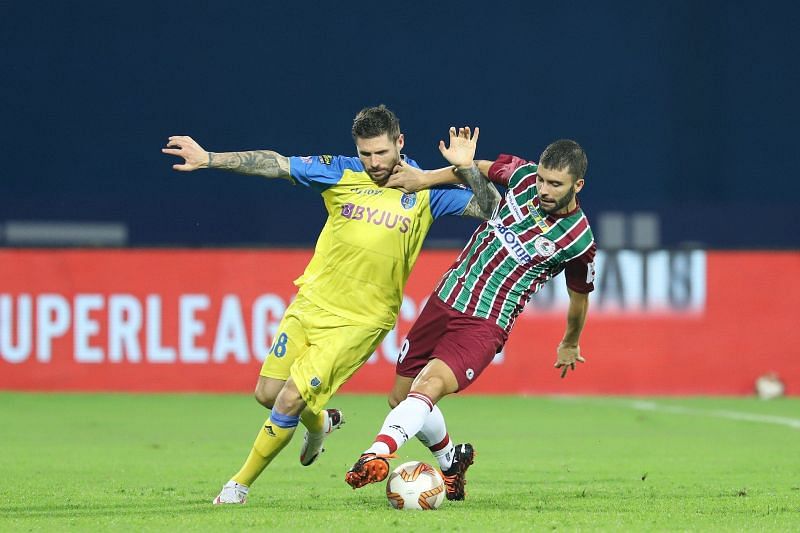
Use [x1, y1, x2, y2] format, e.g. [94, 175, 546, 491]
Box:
[259, 304, 309, 381]
[396, 296, 451, 380]
[433, 321, 506, 391]
[290, 323, 389, 414]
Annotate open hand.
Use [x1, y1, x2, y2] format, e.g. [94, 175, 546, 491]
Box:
[439, 126, 479, 169]
[162, 135, 209, 171]
[554, 342, 585, 379]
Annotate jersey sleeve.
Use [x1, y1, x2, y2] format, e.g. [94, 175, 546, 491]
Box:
[288, 155, 362, 191]
[487, 154, 532, 186]
[429, 186, 474, 218]
[564, 241, 597, 293]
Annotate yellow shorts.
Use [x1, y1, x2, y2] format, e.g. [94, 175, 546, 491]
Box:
[260, 293, 389, 414]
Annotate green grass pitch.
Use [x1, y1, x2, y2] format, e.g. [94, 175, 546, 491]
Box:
[1, 392, 798, 531]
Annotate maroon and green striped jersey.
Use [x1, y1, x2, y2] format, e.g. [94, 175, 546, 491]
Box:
[434, 154, 596, 332]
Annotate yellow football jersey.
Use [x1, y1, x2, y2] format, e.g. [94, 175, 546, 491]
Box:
[288, 154, 472, 329]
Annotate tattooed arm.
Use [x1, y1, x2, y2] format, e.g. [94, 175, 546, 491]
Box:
[438, 126, 500, 220]
[456, 164, 501, 219]
[207, 150, 290, 179]
[162, 135, 291, 180]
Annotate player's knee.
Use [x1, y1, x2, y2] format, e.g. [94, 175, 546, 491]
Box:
[413, 377, 445, 398]
[254, 377, 284, 409]
[387, 393, 402, 409]
[411, 373, 452, 402]
[254, 388, 274, 409]
[272, 381, 305, 416]
[388, 377, 414, 408]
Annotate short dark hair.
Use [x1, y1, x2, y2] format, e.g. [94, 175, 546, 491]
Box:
[351, 105, 401, 142]
[539, 139, 588, 181]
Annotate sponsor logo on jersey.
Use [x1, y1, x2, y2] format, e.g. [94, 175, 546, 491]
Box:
[505, 190, 525, 223]
[400, 193, 417, 210]
[341, 203, 411, 232]
[350, 188, 384, 196]
[491, 221, 534, 264]
[318, 154, 333, 165]
[528, 200, 551, 233]
[533, 236, 556, 257]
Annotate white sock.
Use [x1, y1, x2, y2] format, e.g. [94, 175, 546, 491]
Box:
[365, 393, 433, 455]
[416, 405, 455, 471]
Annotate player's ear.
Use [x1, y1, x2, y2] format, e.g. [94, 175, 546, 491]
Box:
[396, 133, 405, 150]
[574, 178, 585, 193]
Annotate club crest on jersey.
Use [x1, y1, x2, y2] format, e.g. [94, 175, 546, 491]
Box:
[533, 236, 556, 257]
[310, 377, 321, 388]
[400, 193, 417, 210]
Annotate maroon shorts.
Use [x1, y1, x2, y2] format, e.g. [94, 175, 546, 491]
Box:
[396, 295, 508, 391]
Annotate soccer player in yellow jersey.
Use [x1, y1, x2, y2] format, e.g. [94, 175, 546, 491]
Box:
[162, 106, 500, 504]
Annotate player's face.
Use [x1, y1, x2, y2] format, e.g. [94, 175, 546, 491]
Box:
[356, 133, 404, 184]
[536, 165, 584, 214]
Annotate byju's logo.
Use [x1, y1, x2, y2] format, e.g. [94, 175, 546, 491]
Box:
[340, 203, 411, 232]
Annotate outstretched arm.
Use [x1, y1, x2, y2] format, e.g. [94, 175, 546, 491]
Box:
[441, 127, 501, 220]
[385, 158, 497, 193]
[554, 288, 589, 378]
[385, 162, 460, 192]
[162, 136, 291, 180]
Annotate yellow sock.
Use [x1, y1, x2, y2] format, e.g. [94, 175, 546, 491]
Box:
[300, 407, 325, 433]
[232, 412, 298, 486]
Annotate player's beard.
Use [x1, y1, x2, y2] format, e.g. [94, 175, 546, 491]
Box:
[368, 168, 390, 183]
[540, 186, 576, 214]
[367, 152, 400, 184]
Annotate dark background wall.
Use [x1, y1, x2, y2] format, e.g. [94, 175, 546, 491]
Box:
[2, 1, 798, 248]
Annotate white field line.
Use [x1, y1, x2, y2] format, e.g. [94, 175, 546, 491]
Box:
[628, 401, 800, 430]
[554, 398, 800, 430]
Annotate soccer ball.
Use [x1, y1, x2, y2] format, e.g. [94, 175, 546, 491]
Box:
[755, 372, 785, 400]
[385, 461, 445, 510]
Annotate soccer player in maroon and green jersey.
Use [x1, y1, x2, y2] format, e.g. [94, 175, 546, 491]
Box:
[345, 128, 596, 501]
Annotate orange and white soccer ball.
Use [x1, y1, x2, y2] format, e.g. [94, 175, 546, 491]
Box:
[385, 461, 445, 510]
